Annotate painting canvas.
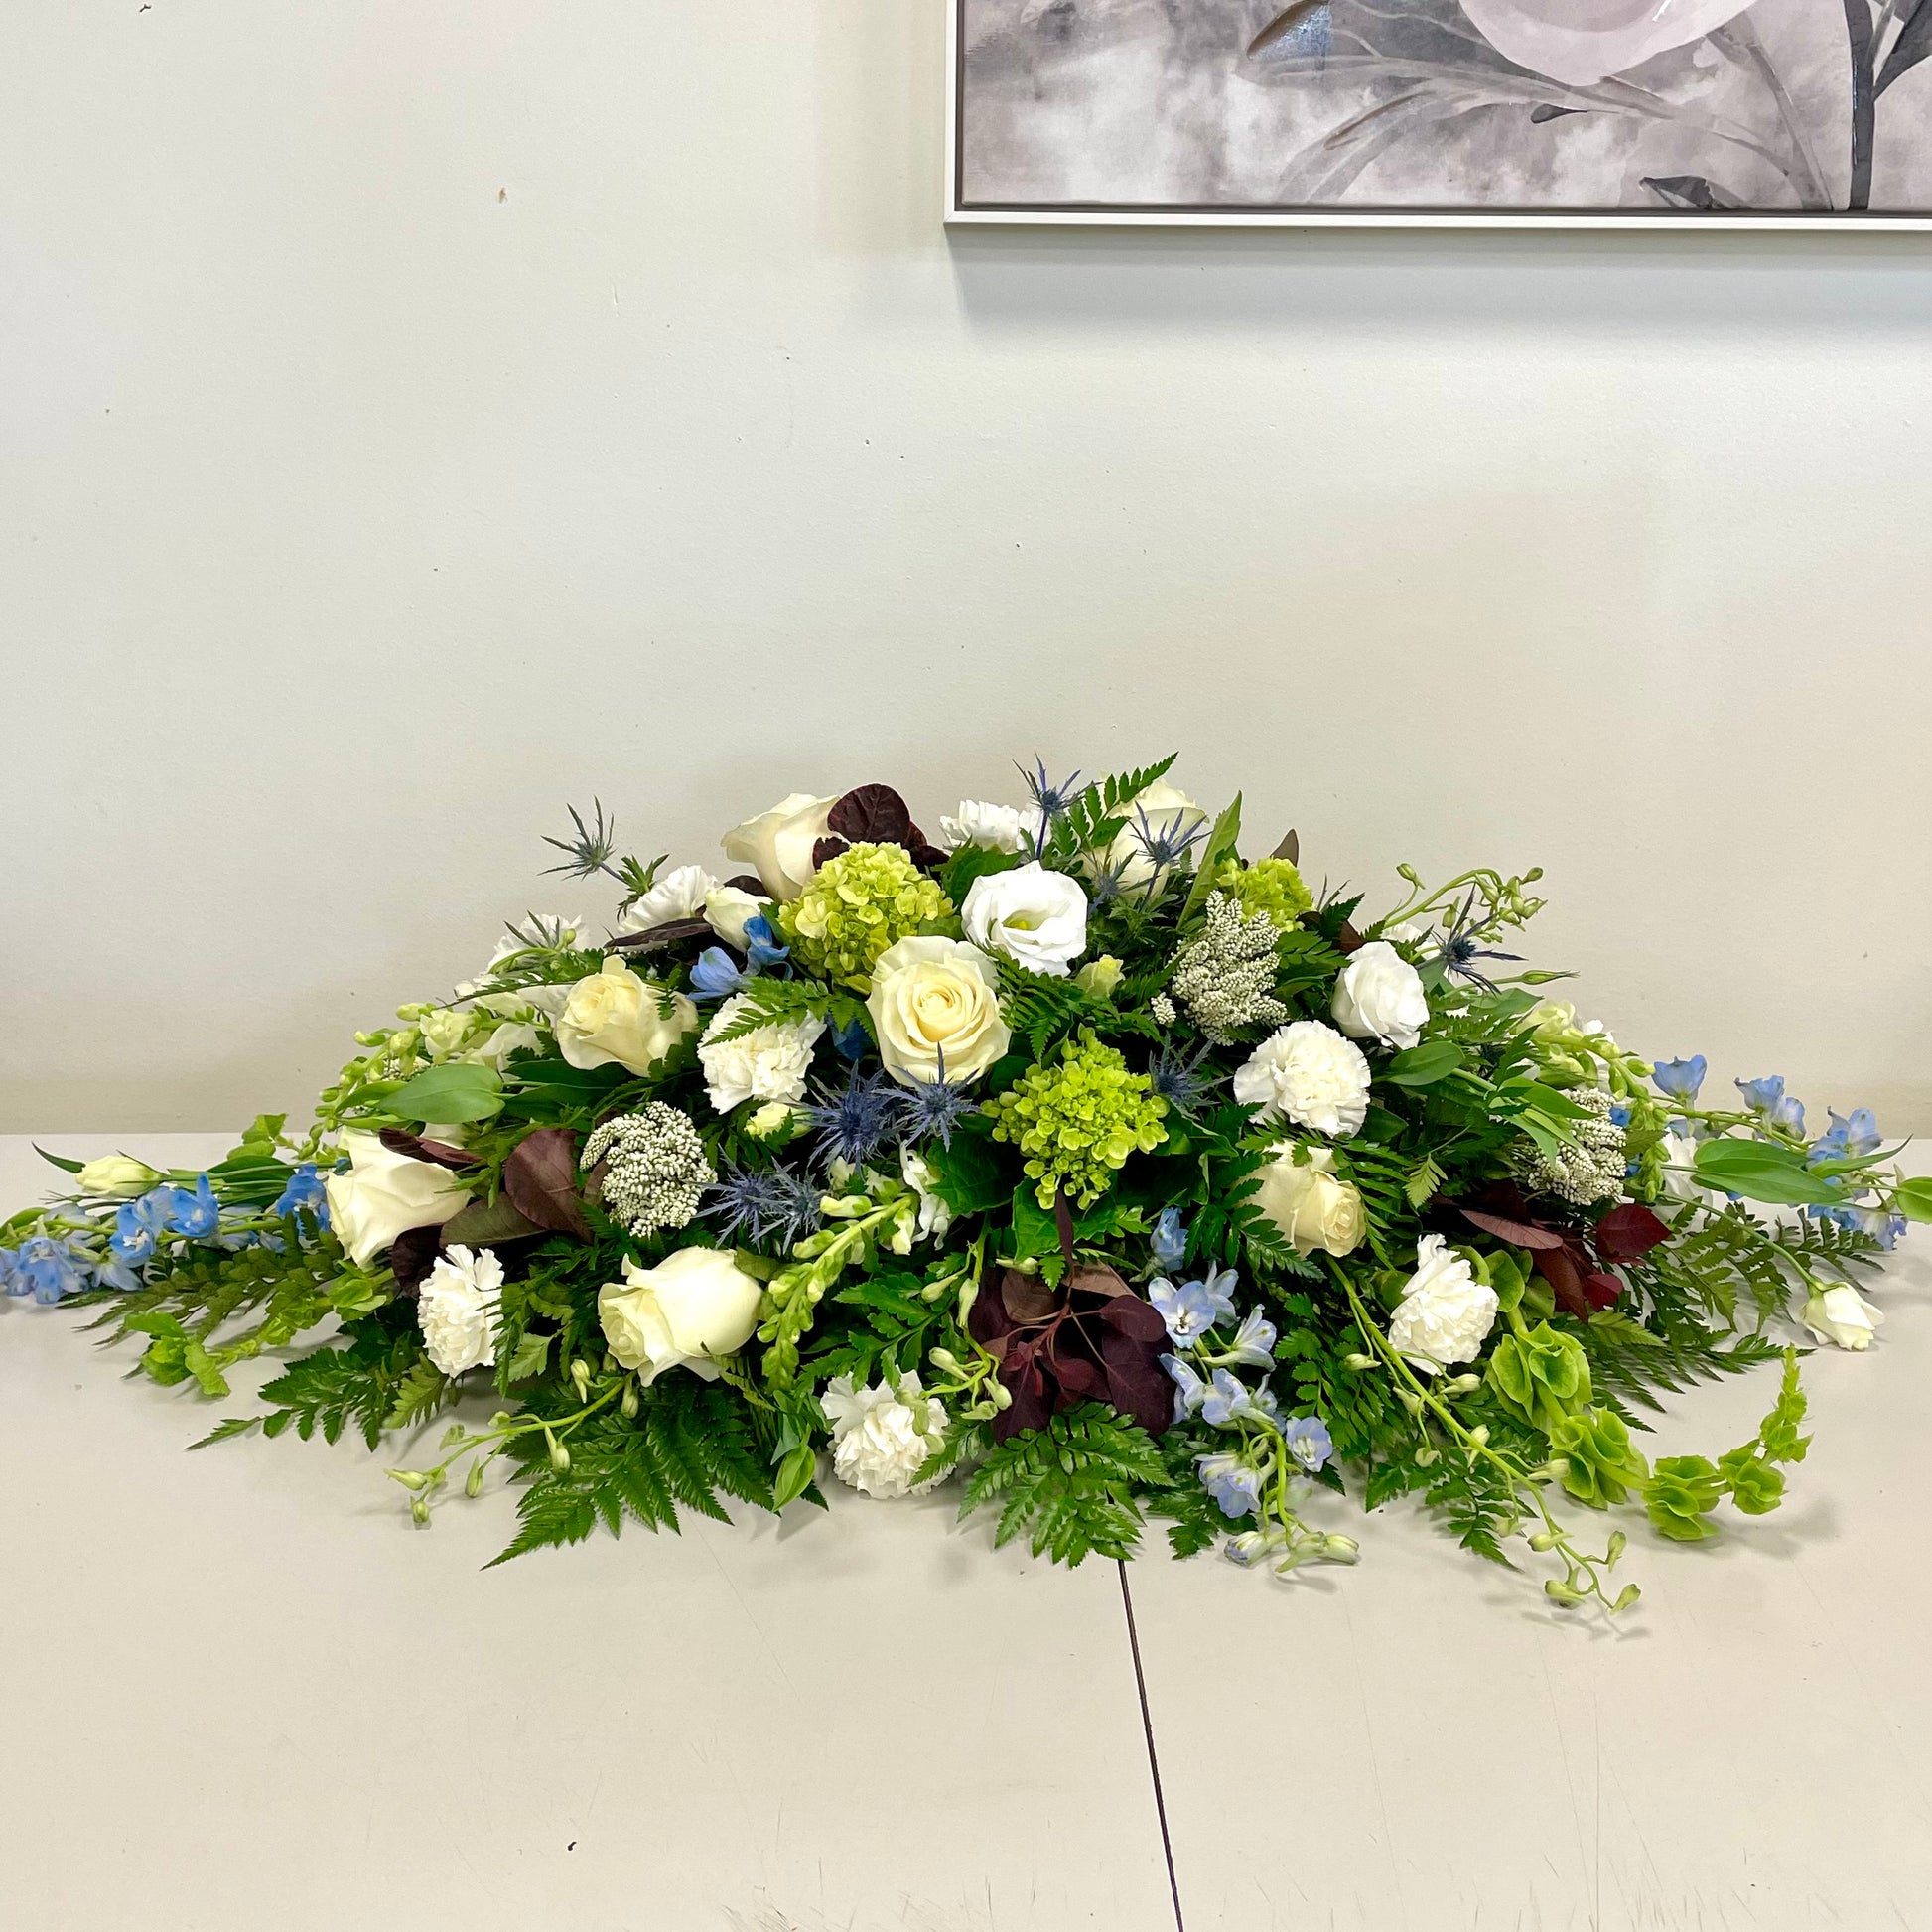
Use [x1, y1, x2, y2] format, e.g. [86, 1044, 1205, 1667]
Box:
[950, 0, 1932, 225]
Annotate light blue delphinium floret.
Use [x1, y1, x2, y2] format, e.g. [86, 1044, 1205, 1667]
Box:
[12, 1235, 86, 1304]
[689, 947, 751, 1002]
[1736, 1074, 1805, 1135]
[1196, 1450, 1263, 1520]
[1652, 1055, 1708, 1102]
[269, 1165, 331, 1227]
[160, 1174, 221, 1240]
[112, 1188, 174, 1266]
[1219, 1305, 1277, 1370]
[1282, 1415, 1335, 1473]
[1150, 1206, 1188, 1274]
[1150, 1264, 1239, 1346]
[1164, 1354, 1207, 1424]
[1810, 1107, 1881, 1167]
[742, 915, 790, 973]
[1200, 1368, 1279, 1428]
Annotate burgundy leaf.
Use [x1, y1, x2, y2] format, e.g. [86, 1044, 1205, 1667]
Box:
[1534, 1245, 1593, 1321]
[377, 1128, 480, 1172]
[502, 1128, 592, 1240]
[1067, 1263, 1133, 1302]
[1053, 1191, 1079, 1267]
[1584, 1271, 1623, 1311]
[1100, 1332, 1175, 1438]
[722, 874, 768, 897]
[1594, 1202, 1672, 1265]
[442, 1194, 542, 1246]
[1052, 1352, 1107, 1399]
[811, 835, 850, 870]
[1460, 1207, 1567, 1252]
[386, 1224, 444, 1295]
[1000, 1270, 1061, 1327]
[1272, 829, 1301, 864]
[827, 784, 915, 846]
[903, 829, 948, 872]
[607, 916, 713, 953]
[1332, 920, 1365, 956]
[1096, 1295, 1167, 1345]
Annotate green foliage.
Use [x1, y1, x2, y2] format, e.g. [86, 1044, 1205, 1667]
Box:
[702, 976, 869, 1047]
[1575, 1309, 1784, 1422]
[385, 1062, 505, 1125]
[958, 1405, 1173, 1566]
[1177, 794, 1243, 928]
[1039, 757, 1178, 871]
[994, 960, 1156, 1061]
[1548, 1407, 1650, 1508]
[253, 1312, 428, 1450]
[489, 1378, 775, 1565]
[803, 1268, 949, 1387]
[1692, 1137, 1847, 1208]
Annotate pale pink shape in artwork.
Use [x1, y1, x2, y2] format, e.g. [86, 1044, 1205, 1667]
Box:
[1457, 0, 1757, 86]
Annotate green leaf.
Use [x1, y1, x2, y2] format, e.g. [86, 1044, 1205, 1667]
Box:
[387, 1062, 505, 1124]
[33, 1145, 87, 1174]
[1893, 1175, 1932, 1224]
[384, 1358, 453, 1431]
[188, 1415, 262, 1450]
[1178, 793, 1242, 928]
[1692, 1139, 1845, 1208]
[1382, 1040, 1465, 1089]
[503, 1328, 554, 1384]
[938, 845, 1026, 904]
[920, 1122, 1010, 1216]
[772, 1443, 819, 1509]
[1009, 1185, 1062, 1277]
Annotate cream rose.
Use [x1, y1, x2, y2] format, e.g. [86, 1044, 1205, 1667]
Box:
[1802, 1284, 1885, 1352]
[720, 792, 839, 902]
[323, 1130, 473, 1267]
[1103, 778, 1209, 890]
[598, 1246, 764, 1384]
[866, 936, 1011, 1086]
[1252, 1146, 1366, 1257]
[555, 957, 698, 1076]
[961, 862, 1088, 978]
[1332, 941, 1430, 1052]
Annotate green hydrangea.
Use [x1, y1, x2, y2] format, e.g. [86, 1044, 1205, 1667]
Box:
[1217, 856, 1312, 930]
[984, 1030, 1169, 1209]
[776, 842, 952, 985]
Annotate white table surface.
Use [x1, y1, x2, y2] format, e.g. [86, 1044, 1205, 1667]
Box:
[4, 1134, 1929, 1932]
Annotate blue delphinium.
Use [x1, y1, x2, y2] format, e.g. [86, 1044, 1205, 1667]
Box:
[1282, 1415, 1334, 1473]
[1150, 1264, 1239, 1346]
[1201, 1367, 1279, 1427]
[1652, 1055, 1708, 1102]
[1149, 1206, 1188, 1274]
[1736, 1075, 1805, 1136]
[1196, 1450, 1263, 1520]
[10, 1235, 86, 1304]
[270, 1165, 331, 1227]
[113, 1188, 175, 1266]
[688, 947, 751, 1002]
[742, 915, 789, 973]
[1810, 1107, 1881, 1166]
[160, 1174, 221, 1240]
[1164, 1354, 1207, 1423]
[88, 1245, 146, 1293]
[1217, 1306, 1277, 1370]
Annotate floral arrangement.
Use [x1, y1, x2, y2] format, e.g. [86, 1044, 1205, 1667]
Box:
[10, 758, 1926, 1611]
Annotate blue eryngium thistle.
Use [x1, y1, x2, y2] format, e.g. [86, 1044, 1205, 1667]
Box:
[801, 1068, 904, 1170]
[897, 1072, 978, 1148]
[703, 1162, 824, 1253]
[1131, 805, 1208, 884]
[1146, 1039, 1223, 1117]
[541, 799, 621, 881]
[1018, 759, 1083, 854]
[1434, 891, 1523, 995]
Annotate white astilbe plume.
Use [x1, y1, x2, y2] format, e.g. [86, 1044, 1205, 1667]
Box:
[583, 1104, 716, 1238]
[1167, 893, 1289, 1043]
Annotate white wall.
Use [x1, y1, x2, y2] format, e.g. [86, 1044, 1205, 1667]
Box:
[5, 1, 1929, 1135]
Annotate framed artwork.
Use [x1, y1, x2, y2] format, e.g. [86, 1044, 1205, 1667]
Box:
[947, 0, 1932, 228]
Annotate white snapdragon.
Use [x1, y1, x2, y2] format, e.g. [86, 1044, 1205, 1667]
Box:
[418, 1244, 504, 1376]
[960, 862, 1088, 978]
[1232, 1022, 1372, 1138]
[822, 1372, 949, 1498]
[939, 801, 1033, 854]
[899, 1148, 954, 1243]
[698, 995, 826, 1113]
[1386, 1235, 1498, 1372]
[1331, 942, 1430, 1052]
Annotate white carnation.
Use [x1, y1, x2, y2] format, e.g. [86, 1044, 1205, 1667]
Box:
[698, 994, 826, 1113]
[418, 1244, 504, 1376]
[1386, 1235, 1498, 1373]
[1331, 941, 1430, 1052]
[618, 863, 719, 936]
[938, 800, 1033, 854]
[1232, 1021, 1372, 1137]
[821, 1371, 949, 1498]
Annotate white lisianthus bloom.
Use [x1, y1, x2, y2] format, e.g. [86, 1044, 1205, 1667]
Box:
[469, 1020, 542, 1074]
[323, 1131, 473, 1267]
[1099, 778, 1209, 890]
[1232, 1021, 1372, 1138]
[698, 995, 826, 1113]
[556, 958, 699, 1077]
[1251, 1145, 1366, 1257]
[617, 863, 719, 935]
[598, 1247, 764, 1384]
[1387, 1235, 1499, 1373]
[1802, 1284, 1885, 1351]
[721, 792, 839, 902]
[418, 1244, 504, 1376]
[866, 936, 1012, 1086]
[1332, 941, 1431, 1052]
[939, 800, 1033, 854]
[1458, 0, 1751, 85]
[75, 1155, 163, 1198]
[899, 1148, 954, 1243]
[822, 1371, 949, 1498]
[961, 861, 1089, 978]
[703, 884, 770, 949]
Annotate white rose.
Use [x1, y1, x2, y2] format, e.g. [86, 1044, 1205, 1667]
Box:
[1233, 1021, 1372, 1138]
[1458, 0, 1751, 85]
[1102, 777, 1209, 889]
[866, 935, 1012, 1087]
[418, 1244, 504, 1376]
[617, 863, 719, 936]
[698, 994, 826, 1113]
[1387, 1235, 1499, 1373]
[939, 801, 1033, 854]
[75, 1155, 163, 1198]
[899, 1147, 954, 1243]
[704, 885, 770, 949]
[960, 861, 1089, 978]
[1802, 1284, 1885, 1352]
[556, 957, 699, 1076]
[720, 792, 839, 902]
[598, 1246, 764, 1384]
[821, 1371, 949, 1498]
[1332, 941, 1431, 1052]
[323, 1130, 473, 1267]
[1252, 1145, 1366, 1257]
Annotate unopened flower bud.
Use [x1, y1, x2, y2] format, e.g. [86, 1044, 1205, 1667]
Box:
[1446, 1374, 1482, 1395]
[1344, 1352, 1377, 1371]
[410, 1496, 431, 1525]
[1467, 1424, 1490, 1448]
[1399, 1389, 1424, 1416]
[621, 1378, 639, 1419]
[466, 1459, 485, 1497]
[1322, 1534, 1360, 1563]
[1529, 1530, 1557, 1552]
[1544, 1578, 1582, 1605]
[1415, 1446, 1439, 1467]
[387, 1469, 429, 1492]
[928, 1347, 959, 1373]
[991, 1380, 1013, 1411]
[570, 1359, 591, 1400]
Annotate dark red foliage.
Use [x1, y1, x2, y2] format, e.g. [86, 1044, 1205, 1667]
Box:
[1594, 1202, 1672, 1265]
[502, 1128, 593, 1240]
[377, 1128, 480, 1172]
[386, 1224, 444, 1295]
[1454, 1182, 1666, 1320]
[607, 916, 714, 954]
[818, 784, 947, 872]
[968, 1262, 1173, 1442]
